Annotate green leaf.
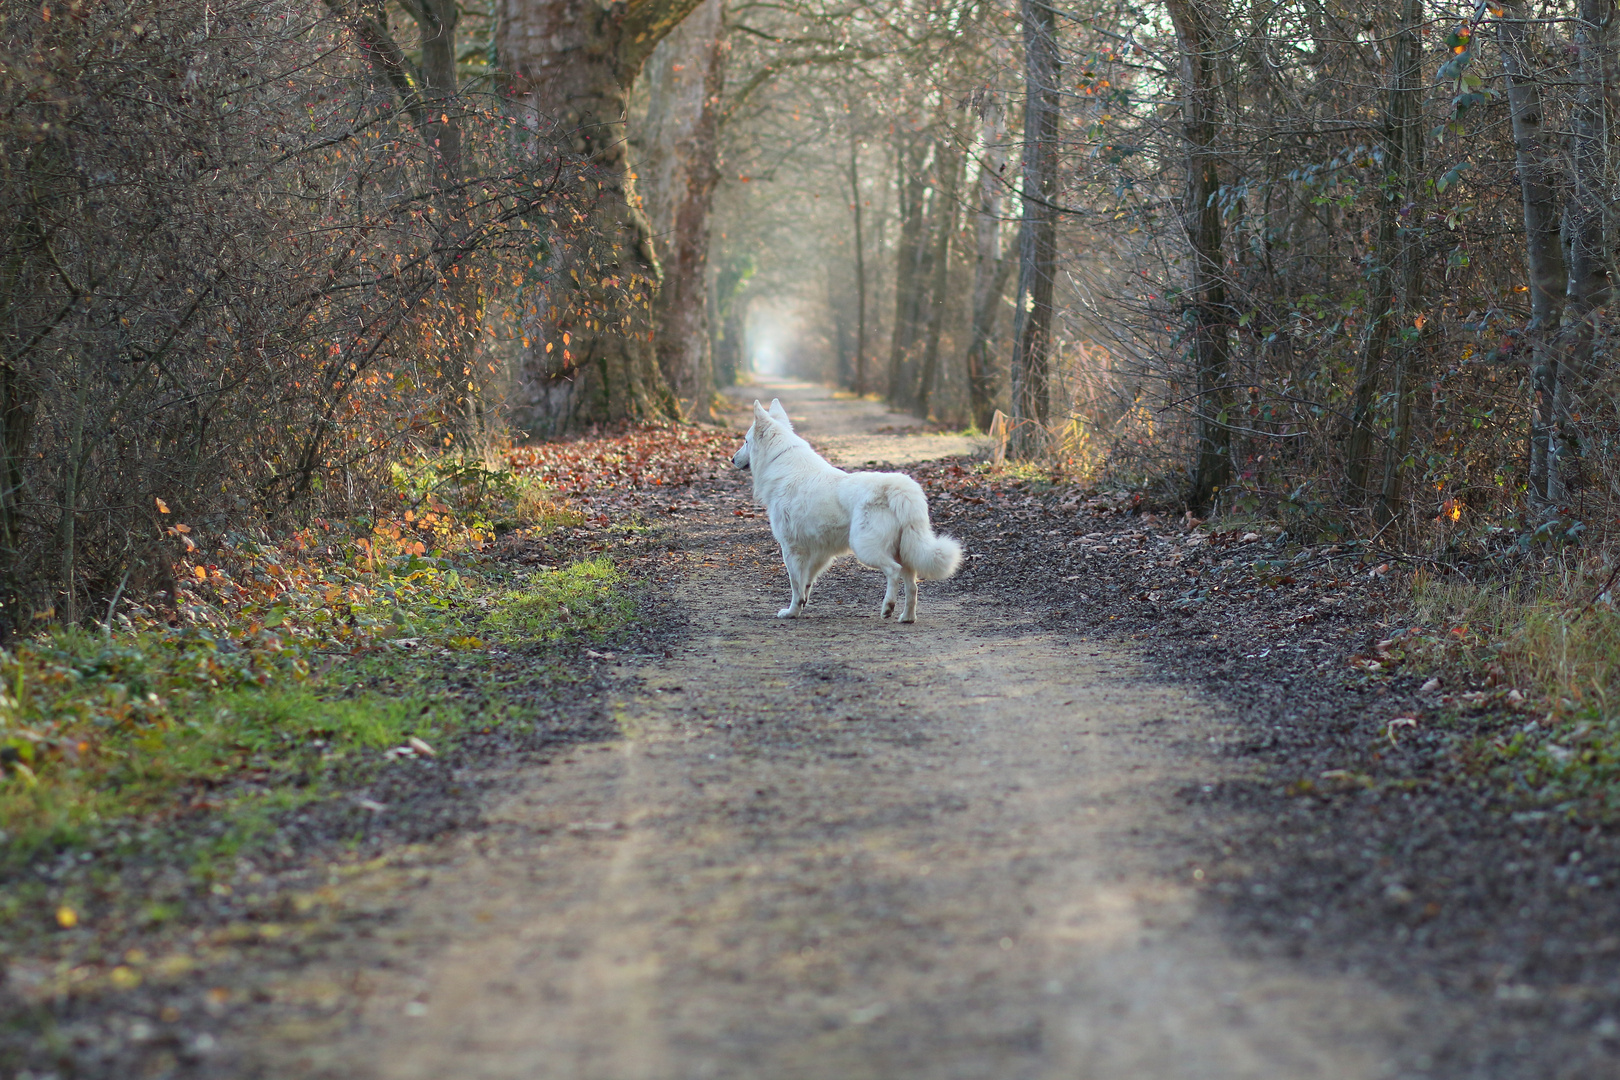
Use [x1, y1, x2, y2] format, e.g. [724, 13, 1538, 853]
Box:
[1437, 161, 1472, 193]
[1437, 49, 1474, 81]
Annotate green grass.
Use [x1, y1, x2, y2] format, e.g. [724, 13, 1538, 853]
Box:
[1411, 563, 1620, 819]
[0, 467, 637, 877]
[1472, 705, 1620, 817]
[483, 557, 635, 646]
[0, 637, 451, 868]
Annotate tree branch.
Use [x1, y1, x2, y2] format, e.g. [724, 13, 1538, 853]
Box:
[323, 0, 426, 126]
[721, 49, 885, 127]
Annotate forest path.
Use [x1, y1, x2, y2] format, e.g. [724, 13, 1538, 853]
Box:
[722, 378, 984, 464]
[264, 380, 1432, 1079]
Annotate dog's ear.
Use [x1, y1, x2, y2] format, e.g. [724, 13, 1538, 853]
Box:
[752, 401, 772, 427]
[767, 399, 793, 431]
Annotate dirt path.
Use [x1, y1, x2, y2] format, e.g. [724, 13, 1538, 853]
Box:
[724, 379, 985, 465]
[255, 381, 1434, 1079]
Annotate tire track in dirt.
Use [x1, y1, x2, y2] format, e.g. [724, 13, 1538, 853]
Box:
[253, 381, 1443, 1079]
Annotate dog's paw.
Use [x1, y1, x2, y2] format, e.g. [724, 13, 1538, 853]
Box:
[777, 607, 798, 618]
[881, 601, 895, 619]
[899, 614, 916, 624]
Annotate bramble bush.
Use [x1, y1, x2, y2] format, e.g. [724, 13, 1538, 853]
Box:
[0, 0, 590, 634]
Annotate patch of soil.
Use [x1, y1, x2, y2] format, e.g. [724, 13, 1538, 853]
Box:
[907, 458, 1620, 1079]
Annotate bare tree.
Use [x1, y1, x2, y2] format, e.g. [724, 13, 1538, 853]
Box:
[1373, 0, 1428, 527]
[964, 86, 1012, 432]
[1552, 0, 1618, 505]
[848, 110, 873, 395]
[1498, 0, 1571, 507]
[0, 0, 576, 629]
[1343, 0, 1425, 521]
[1009, 0, 1061, 458]
[1164, 0, 1230, 509]
[889, 129, 934, 408]
[916, 143, 962, 418]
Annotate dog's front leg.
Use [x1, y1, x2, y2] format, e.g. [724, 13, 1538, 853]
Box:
[778, 547, 804, 618]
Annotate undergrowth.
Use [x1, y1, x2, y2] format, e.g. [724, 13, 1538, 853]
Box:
[483, 558, 635, 646]
[0, 456, 624, 877]
[1410, 561, 1620, 820]
[0, 423, 745, 1032]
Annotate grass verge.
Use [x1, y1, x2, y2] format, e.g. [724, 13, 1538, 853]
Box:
[0, 422, 743, 1052]
[1410, 562, 1620, 820]
[0, 457, 636, 907]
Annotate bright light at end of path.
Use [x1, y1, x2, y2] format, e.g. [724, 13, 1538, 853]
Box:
[751, 339, 784, 375]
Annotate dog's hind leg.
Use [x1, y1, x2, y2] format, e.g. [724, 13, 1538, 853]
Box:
[869, 557, 904, 619]
[899, 564, 919, 623]
[878, 569, 900, 618]
[851, 530, 905, 620]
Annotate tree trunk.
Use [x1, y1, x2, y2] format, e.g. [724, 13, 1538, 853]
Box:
[964, 89, 1009, 432]
[888, 134, 931, 408]
[1009, 0, 1061, 459]
[1344, 0, 1423, 508]
[848, 121, 871, 396]
[1375, 0, 1428, 527]
[411, 0, 464, 184]
[712, 254, 753, 386]
[1342, 205, 1398, 503]
[641, 0, 725, 419]
[1499, 0, 1569, 506]
[58, 359, 88, 624]
[497, 0, 697, 436]
[916, 146, 961, 419]
[335, 0, 489, 444]
[1166, 0, 1231, 510]
[1552, 0, 1617, 503]
[829, 267, 852, 387]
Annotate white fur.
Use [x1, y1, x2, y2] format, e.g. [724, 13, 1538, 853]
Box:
[732, 399, 963, 623]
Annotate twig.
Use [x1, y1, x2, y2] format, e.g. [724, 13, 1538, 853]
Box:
[1569, 562, 1620, 625]
[100, 565, 134, 636]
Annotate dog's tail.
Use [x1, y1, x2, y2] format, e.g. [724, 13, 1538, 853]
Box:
[900, 523, 963, 581]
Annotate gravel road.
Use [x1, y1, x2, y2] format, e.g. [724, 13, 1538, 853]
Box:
[250, 381, 1440, 1079]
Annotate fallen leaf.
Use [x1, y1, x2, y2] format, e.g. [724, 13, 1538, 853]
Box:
[1386, 717, 1419, 744]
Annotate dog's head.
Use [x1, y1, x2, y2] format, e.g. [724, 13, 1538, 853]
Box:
[733, 399, 792, 471]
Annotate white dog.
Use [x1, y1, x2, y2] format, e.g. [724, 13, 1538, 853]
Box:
[732, 399, 962, 622]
